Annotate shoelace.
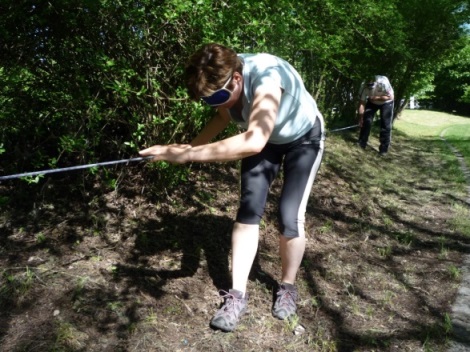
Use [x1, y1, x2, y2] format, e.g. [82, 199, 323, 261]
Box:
[218, 290, 243, 317]
[277, 288, 297, 308]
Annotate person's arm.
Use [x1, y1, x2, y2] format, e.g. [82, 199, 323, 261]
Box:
[357, 83, 367, 126]
[358, 100, 366, 116]
[358, 100, 366, 126]
[190, 110, 231, 147]
[139, 85, 281, 163]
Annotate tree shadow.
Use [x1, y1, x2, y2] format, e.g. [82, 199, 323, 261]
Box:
[114, 211, 280, 300]
[298, 128, 470, 350]
[117, 212, 233, 291]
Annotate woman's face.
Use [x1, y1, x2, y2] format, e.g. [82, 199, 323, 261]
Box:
[213, 72, 243, 109]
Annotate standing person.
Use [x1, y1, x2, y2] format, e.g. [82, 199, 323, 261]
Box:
[357, 75, 394, 155]
[139, 43, 325, 332]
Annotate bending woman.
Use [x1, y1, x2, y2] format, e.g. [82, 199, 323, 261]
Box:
[139, 43, 325, 332]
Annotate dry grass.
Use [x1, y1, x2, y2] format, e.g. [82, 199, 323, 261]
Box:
[0, 110, 469, 351]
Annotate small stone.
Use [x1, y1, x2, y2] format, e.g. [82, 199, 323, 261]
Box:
[27, 256, 45, 266]
[293, 324, 306, 335]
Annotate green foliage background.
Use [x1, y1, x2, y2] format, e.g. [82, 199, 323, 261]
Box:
[0, 0, 468, 187]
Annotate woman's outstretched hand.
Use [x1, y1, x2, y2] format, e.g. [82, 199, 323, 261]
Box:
[139, 144, 192, 164]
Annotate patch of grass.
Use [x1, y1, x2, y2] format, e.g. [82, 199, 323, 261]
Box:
[396, 110, 470, 136]
[0, 267, 36, 303]
[72, 276, 89, 303]
[393, 230, 414, 246]
[0, 195, 9, 206]
[304, 325, 337, 351]
[377, 245, 393, 258]
[284, 313, 301, 332]
[448, 265, 461, 281]
[319, 219, 334, 234]
[163, 302, 183, 315]
[421, 313, 453, 351]
[441, 123, 470, 167]
[54, 321, 88, 351]
[35, 232, 46, 244]
[107, 300, 125, 315]
[451, 202, 470, 236]
[396, 109, 470, 182]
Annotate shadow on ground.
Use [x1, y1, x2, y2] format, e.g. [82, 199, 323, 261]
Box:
[0, 126, 469, 351]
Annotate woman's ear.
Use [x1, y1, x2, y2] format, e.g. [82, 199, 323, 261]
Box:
[233, 71, 242, 83]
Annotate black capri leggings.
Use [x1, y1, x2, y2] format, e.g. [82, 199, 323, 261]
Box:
[236, 121, 324, 238]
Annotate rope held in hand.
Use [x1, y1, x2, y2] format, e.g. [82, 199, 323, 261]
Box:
[0, 124, 359, 181]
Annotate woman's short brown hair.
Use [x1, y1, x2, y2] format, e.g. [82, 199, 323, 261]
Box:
[185, 43, 243, 100]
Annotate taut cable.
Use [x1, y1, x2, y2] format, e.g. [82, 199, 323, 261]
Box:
[0, 156, 153, 181]
[0, 124, 359, 181]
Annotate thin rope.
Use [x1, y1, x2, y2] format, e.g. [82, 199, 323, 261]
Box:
[0, 124, 359, 182]
[0, 156, 153, 181]
[328, 124, 359, 133]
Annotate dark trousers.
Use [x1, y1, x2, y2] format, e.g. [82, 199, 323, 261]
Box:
[236, 125, 324, 238]
[358, 100, 394, 153]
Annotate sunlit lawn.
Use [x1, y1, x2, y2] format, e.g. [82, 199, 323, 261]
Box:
[395, 109, 470, 165]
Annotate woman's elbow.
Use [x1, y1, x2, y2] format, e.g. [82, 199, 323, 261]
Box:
[244, 132, 268, 152]
[246, 137, 268, 154]
[250, 144, 265, 154]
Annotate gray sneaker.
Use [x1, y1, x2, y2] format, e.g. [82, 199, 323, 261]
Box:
[272, 283, 298, 320]
[210, 289, 248, 332]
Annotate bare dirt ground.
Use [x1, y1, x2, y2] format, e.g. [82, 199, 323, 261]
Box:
[1, 128, 469, 352]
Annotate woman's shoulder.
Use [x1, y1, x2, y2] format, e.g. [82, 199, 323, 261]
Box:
[239, 53, 280, 63]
